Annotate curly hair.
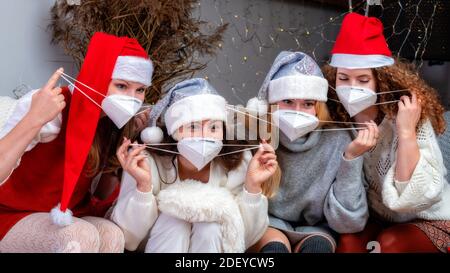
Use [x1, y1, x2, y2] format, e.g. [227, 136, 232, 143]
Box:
[322, 57, 446, 135]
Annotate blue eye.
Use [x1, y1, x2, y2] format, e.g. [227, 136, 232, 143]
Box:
[115, 84, 127, 90]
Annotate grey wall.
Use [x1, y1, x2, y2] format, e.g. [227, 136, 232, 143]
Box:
[0, 0, 76, 98]
[0, 0, 448, 109]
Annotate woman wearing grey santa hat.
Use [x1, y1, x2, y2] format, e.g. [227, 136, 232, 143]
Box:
[110, 77, 280, 253]
[247, 51, 372, 253]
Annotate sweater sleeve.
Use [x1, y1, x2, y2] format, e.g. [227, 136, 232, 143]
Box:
[110, 153, 160, 251]
[324, 153, 369, 233]
[0, 89, 62, 149]
[228, 151, 269, 248]
[0, 91, 62, 185]
[323, 131, 369, 233]
[382, 120, 446, 213]
[236, 187, 269, 248]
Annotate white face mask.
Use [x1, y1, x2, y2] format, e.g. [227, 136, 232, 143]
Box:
[59, 73, 146, 129]
[101, 94, 143, 129]
[335, 86, 377, 117]
[177, 137, 223, 170]
[272, 109, 320, 141]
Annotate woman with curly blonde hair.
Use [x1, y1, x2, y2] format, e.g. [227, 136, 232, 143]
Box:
[323, 12, 450, 253]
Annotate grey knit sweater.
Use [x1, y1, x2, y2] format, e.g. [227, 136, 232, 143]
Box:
[269, 129, 369, 234]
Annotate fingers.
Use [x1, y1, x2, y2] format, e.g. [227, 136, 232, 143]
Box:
[57, 94, 65, 103]
[117, 138, 131, 166]
[260, 153, 276, 164]
[44, 68, 64, 91]
[400, 95, 411, 107]
[365, 122, 374, 144]
[53, 87, 62, 95]
[369, 120, 379, 145]
[411, 92, 418, 106]
[259, 139, 275, 154]
[59, 100, 67, 111]
[366, 122, 376, 146]
[125, 143, 146, 167]
[130, 154, 148, 169]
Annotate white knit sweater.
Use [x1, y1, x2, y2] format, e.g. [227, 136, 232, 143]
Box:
[363, 117, 450, 222]
[110, 150, 269, 252]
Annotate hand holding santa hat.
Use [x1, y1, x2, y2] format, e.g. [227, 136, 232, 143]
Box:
[51, 32, 153, 226]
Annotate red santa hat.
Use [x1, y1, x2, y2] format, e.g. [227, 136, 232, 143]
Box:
[51, 32, 153, 226]
[330, 12, 394, 69]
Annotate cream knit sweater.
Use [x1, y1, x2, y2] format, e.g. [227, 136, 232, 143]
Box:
[363, 117, 450, 223]
[110, 150, 269, 252]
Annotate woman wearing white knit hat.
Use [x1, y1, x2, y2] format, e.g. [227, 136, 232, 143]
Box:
[110, 77, 280, 253]
[248, 51, 372, 253]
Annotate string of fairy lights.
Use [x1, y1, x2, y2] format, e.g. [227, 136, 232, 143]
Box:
[9, 0, 443, 103]
[192, 0, 442, 104]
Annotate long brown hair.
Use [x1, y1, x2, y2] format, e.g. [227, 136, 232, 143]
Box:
[85, 116, 140, 177]
[322, 57, 446, 134]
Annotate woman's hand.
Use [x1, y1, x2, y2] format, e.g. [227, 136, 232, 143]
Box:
[396, 93, 421, 139]
[245, 139, 278, 194]
[344, 121, 379, 160]
[117, 137, 152, 192]
[27, 68, 66, 127]
[394, 92, 422, 182]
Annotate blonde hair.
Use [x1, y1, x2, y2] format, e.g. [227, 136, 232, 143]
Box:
[258, 99, 333, 198]
[315, 101, 333, 128]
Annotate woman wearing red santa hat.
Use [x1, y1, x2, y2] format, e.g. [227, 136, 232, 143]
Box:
[0, 32, 154, 252]
[323, 12, 450, 253]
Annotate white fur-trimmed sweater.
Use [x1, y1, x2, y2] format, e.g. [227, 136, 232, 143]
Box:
[363, 117, 450, 222]
[110, 150, 269, 252]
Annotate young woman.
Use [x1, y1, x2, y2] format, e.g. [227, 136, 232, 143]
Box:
[323, 12, 450, 253]
[246, 51, 372, 253]
[0, 32, 153, 253]
[110, 78, 280, 253]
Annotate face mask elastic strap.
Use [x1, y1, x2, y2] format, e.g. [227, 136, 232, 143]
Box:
[134, 105, 153, 117]
[61, 72, 106, 98]
[377, 89, 409, 95]
[60, 74, 102, 108]
[329, 84, 409, 96]
[328, 98, 341, 103]
[222, 144, 260, 147]
[227, 105, 378, 128]
[218, 146, 260, 156]
[319, 120, 376, 126]
[143, 145, 181, 155]
[374, 100, 400, 105]
[130, 143, 260, 157]
[226, 105, 274, 126]
[313, 127, 370, 132]
[133, 142, 260, 148]
[131, 143, 177, 146]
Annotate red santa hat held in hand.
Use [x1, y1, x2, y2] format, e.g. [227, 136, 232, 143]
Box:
[330, 12, 394, 69]
[51, 32, 153, 226]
